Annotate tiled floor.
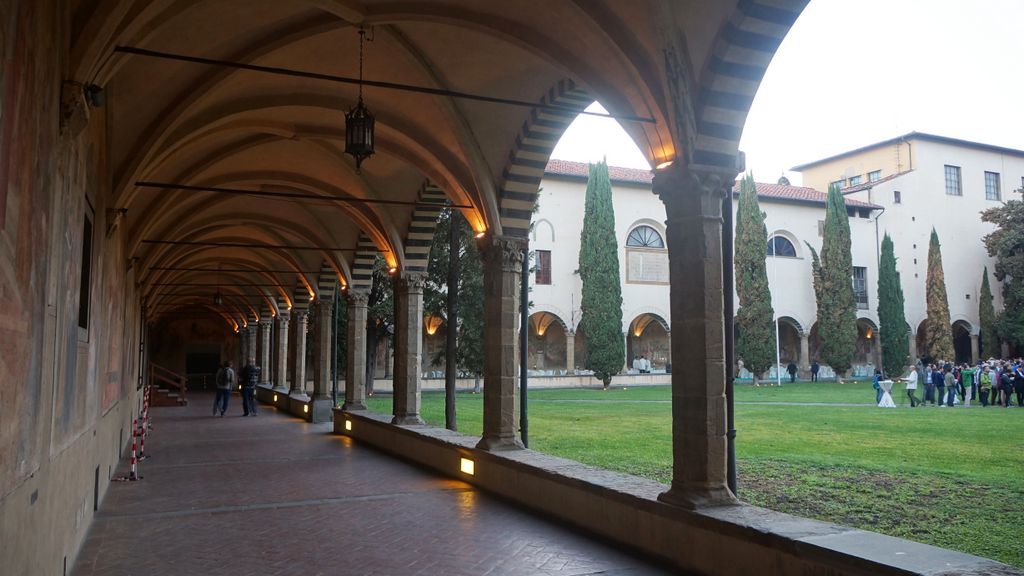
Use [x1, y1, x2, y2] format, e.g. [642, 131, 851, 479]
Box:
[73, 394, 672, 575]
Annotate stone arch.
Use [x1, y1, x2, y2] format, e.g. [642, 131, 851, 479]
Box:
[528, 311, 570, 373]
[855, 317, 880, 374]
[402, 183, 447, 274]
[498, 80, 593, 239]
[531, 219, 556, 244]
[625, 221, 667, 248]
[776, 316, 804, 367]
[767, 230, 801, 258]
[627, 312, 671, 371]
[952, 319, 973, 364]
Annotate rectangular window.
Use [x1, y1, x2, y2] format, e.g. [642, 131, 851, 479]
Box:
[985, 171, 1001, 200]
[535, 250, 551, 285]
[893, 190, 902, 204]
[830, 179, 845, 190]
[848, 175, 863, 186]
[853, 266, 868, 309]
[78, 214, 94, 329]
[944, 165, 962, 195]
[868, 170, 882, 182]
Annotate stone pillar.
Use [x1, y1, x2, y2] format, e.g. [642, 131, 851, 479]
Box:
[566, 330, 575, 373]
[343, 291, 369, 411]
[273, 314, 289, 392]
[310, 299, 334, 422]
[290, 311, 308, 396]
[655, 164, 738, 509]
[246, 324, 257, 364]
[477, 236, 525, 451]
[238, 329, 246, 369]
[799, 332, 810, 376]
[623, 332, 630, 373]
[908, 332, 917, 364]
[970, 333, 980, 364]
[393, 272, 426, 425]
[260, 318, 272, 385]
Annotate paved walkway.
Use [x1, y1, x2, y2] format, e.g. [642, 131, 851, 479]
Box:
[74, 394, 671, 576]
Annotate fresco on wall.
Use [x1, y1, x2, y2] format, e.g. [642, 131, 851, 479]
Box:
[0, 0, 59, 498]
[101, 211, 125, 412]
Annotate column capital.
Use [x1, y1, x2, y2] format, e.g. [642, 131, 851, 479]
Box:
[396, 271, 428, 292]
[259, 316, 273, 326]
[479, 235, 526, 272]
[346, 290, 370, 306]
[292, 309, 309, 320]
[653, 164, 737, 219]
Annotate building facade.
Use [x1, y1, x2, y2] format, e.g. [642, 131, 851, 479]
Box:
[525, 134, 1013, 379]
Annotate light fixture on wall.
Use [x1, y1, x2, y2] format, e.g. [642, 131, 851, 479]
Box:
[345, 26, 375, 173]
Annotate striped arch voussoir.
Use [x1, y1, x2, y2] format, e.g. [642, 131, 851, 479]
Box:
[317, 262, 338, 302]
[403, 182, 446, 274]
[350, 233, 377, 291]
[499, 80, 591, 239]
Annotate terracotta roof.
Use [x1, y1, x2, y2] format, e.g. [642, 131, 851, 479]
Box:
[544, 159, 881, 209]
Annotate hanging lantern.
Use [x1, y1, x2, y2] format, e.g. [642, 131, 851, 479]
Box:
[345, 26, 374, 173]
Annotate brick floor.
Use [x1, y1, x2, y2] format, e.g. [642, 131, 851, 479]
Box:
[73, 394, 672, 576]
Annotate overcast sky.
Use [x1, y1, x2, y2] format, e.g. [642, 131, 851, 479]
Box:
[551, 0, 1024, 186]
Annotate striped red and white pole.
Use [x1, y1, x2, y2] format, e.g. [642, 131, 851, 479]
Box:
[137, 419, 148, 461]
[128, 419, 140, 481]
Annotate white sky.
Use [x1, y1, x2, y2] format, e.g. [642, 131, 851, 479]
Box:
[551, 0, 1024, 186]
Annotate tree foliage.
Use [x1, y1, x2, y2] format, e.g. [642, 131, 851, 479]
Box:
[811, 183, 857, 378]
[876, 233, 908, 377]
[577, 160, 624, 387]
[365, 255, 394, 393]
[979, 266, 998, 359]
[734, 173, 775, 382]
[924, 228, 954, 362]
[424, 209, 484, 376]
[981, 188, 1024, 348]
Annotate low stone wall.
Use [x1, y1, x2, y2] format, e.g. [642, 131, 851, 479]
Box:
[330, 408, 1020, 576]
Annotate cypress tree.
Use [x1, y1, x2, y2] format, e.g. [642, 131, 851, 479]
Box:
[578, 160, 624, 389]
[814, 183, 857, 381]
[924, 228, 954, 362]
[876, 233, 908, 378]
[734, 173, 775, 385]
[979, 266, 998, 359]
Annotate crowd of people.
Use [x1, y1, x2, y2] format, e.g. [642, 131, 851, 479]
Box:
[890, 358, 1024, 408]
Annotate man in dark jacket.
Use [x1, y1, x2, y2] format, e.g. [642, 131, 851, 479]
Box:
[931, 364, 946, 406]
[239, 357, 261, 416]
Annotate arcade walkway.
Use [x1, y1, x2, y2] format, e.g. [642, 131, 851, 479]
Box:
[73, 396, 671, 576]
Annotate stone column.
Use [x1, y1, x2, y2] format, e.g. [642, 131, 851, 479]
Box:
[246, 325, 257, 364]
[290, 311, 308, 397]
[310, 299, 334, 422]
[343, 291, 369, 411]
[655, 164, 738, 509]
[273, 314, 289, 392]
[392, 272, 426, 425]
[238, 329, 246, 369]
[260, 318, 272, 385]
[970, 333, 980, 364]
[908, 332, 917, 364]
[566, 330, 575, 373]
[798, 332, 810, 376]
[477, 236, 525, 451]
[623, 332, 630, 373]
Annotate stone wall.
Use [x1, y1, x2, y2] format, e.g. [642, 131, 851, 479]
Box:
[0, 2, 143, 572]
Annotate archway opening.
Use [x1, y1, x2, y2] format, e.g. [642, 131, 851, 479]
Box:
[627, 314, 670, 372]
[528, 312, 569, 374]
[952, 321, 973, 364]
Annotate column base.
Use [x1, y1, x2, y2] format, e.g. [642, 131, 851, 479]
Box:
[310, 398, 335, 423]
[342, 401, 367, 411]
[272, 385, 289, 393]
[289, 390, 309, 400]
[391, 414, 425, 425]
[657, 483, 739, 510]
[475, 435, 525, 452]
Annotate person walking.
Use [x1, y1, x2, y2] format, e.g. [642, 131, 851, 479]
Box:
[239, 356, 261, 416]
[904, 366, 920, 407]
[213, 360, 235, 417]
[978, 365, 993, 407]
[872, 369, 883, 404]
[787, 362, 798, 383]
[810, 361, 819, 382]
[932, 364, 946, 407]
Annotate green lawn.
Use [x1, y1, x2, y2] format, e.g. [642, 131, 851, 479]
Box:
[366, 383, 1024, 568]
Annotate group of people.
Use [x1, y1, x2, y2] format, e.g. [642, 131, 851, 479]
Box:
[631, 355, 653, 374]
[213, 357, 262, 417]
[893, 358, 1024, 408]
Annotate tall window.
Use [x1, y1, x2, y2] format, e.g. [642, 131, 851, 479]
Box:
[985, 171, 1001, 200]
[78, 214, 94, 329]
[535, 250, 551, 285]
[853, 266, 868, 309]
[766, 236, 797, 257]
[944, 165, 962, 196]
[868, 170, 881, 182]
[626, 225, 664, 248]
[893, 190, 902, 204]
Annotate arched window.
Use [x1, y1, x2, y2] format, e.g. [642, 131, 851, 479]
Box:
[767, 236, 797, 257]
[626, 225, 664, 248]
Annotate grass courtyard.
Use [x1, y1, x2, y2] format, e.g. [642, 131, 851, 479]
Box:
[366, 382, 1024, 568]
